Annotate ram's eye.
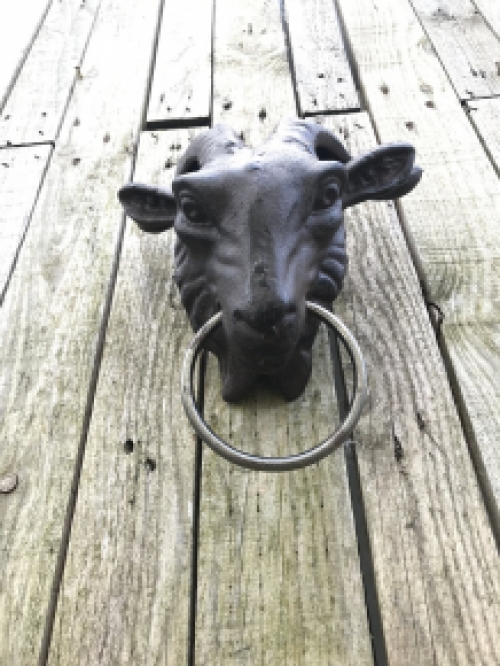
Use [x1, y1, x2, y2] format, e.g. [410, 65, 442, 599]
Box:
[313, 180, 340, 211]
[179, 194, 207, 224]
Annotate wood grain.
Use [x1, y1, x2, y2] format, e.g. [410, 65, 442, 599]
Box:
[408, 0, 500, 100]
[0, 0, 101, 146]
[0, 0, 52, 110]
[337, 0, 500, 534]
[467, 97, 500, 173]
[196, 345, 373, 666]
[194, 2, 373, 663]
[146, 0, 213, 127]
[0, 0, 163, 662]
[212, 0, 296, 146]
[48, 129, 202, 665]
[0, 144, 52, 301]
[472, 0, 500, 38]
[444, 320, 500, 520]
[284, 0, 359, 115]
[321, 112, 500, 666]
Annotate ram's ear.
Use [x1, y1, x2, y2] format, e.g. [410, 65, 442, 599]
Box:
[343, 143, 422, 209]
[118, 183, 176, 233]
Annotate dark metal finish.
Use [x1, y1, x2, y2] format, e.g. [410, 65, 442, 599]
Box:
[181, 302, 367, 472]
[118, 119, 421, 402]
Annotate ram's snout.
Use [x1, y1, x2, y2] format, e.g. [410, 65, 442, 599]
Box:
[230, 294, 300, 370]
[233, 298, 297, 335]
[213, 225, 310, 376]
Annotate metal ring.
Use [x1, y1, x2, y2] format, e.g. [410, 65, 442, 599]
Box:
[181, 301, 367, 472]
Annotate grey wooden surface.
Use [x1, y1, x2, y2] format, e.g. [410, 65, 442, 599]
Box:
[0, 0, 101, 147]
[0, 0, 52, 110]
[1, 0, 499, 664]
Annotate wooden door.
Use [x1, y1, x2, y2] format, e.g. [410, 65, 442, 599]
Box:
[1, 1, 499, 664]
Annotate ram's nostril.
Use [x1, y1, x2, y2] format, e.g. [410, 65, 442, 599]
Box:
[266, 304, 285, 325]
[234, 300, 297, 332]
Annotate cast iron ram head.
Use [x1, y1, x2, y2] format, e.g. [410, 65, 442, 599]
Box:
[119, 120, 421, 402]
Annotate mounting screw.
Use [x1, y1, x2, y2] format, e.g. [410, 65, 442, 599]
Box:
[0, 473, 18, 494]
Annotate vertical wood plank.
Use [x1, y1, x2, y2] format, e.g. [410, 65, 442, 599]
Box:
[284, 0, 359, 115]
[322, 111, 500, 666]
[197, 346, 373, 666]
[0, 0, 102, 146]
[336, 0, 500, 534]
[212, 0, 296, 145]
[408, 0, 500, 100]
[0, 0, 163, 663]
[466, 97, 500, 172]
[146, 0, 213, 126]
[194, 2, 373, 664]
[48, 129, 202, 665]
[0, 0, 52, 110]
[0, 145, 52, 301]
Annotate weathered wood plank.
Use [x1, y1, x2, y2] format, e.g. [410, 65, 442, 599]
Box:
[408, 0, 500, 100]
[284, 0, 359, 115]
[194, 2, 373, 664]
[146, 0, 213, 127]
[326, 0, 500, 657]
[322, 112, 500, 666]
[0, 0, 101, 147]
[197, 348, 373, 666]
[212, 0, 296, 146]
[337, 0, 500, 528]
[0, 144, 52, 301]
[0, 0, 163, 663]
[467, 97, 500, 173]
[0, 0, 52, 110]
[48, 129, 200, 665]
[444, 320, 500, 516]
[472, 0, 500, 39]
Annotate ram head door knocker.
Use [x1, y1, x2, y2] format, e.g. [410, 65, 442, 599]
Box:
[118, 119, 421, 471]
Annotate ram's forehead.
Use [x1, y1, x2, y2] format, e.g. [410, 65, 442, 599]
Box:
[172, 144, 347, 210]
[203, 142, 318, 174]
[173, 159, 319, 208]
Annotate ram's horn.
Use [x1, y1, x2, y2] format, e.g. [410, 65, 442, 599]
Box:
[268, 119, 351, 164]
[175, 125, 247, 176]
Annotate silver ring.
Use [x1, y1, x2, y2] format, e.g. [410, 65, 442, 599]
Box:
[181, 301, 367, 472]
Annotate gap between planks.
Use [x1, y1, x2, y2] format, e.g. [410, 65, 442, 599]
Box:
[0, 0, 103, 147]
[465, 97, 500, 176]
[283, 0, 360, 115]
[329, 331, 389, 666]
[145, 0, 213, 128]
[406, 0, 500, 102]
[0, 0, 53, 112]
[187, 352, 207, 666]
[471, 0, 500, 40]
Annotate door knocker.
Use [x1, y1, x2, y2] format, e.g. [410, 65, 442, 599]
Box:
[118, 119, 421, 471]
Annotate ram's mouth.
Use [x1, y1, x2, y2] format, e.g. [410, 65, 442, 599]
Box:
[229, 320, 299, 373]
[218, 316, 318, 402]
[231, 342, 294, 374]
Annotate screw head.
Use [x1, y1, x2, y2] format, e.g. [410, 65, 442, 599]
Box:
[0, 473, 18, 494]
